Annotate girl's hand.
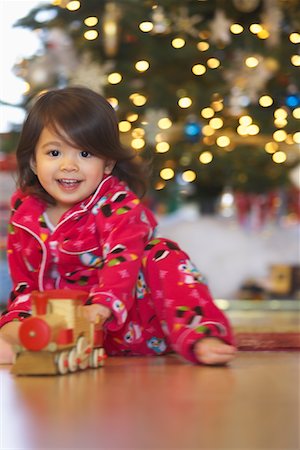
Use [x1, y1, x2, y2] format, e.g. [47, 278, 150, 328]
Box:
[82, 303, 111, 325]
[0, 335, 15, 364]
[194, 337, 237, 366]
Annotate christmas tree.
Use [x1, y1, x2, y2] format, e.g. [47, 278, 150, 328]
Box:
[5, 0, 300, 214]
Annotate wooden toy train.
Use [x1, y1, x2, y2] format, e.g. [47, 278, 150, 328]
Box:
[11, 289, 106, 376]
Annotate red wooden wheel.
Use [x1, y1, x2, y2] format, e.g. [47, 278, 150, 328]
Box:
[19, 317, 51, 351]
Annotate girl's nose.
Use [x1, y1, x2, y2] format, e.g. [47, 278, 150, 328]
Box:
[60, 156, 78, 171]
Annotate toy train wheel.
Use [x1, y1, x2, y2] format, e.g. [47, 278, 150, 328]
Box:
[57, 351, 69, 375]
[68, 348, 78, 372]
[98, 348, 106, 367]
[90, 348, 99, 368]
[76, 336, 90, 370]
[89, 348, 106, 368]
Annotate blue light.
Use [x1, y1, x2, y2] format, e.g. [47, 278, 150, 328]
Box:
[286, 94, 300, 108]
[184, 121, 202, 142]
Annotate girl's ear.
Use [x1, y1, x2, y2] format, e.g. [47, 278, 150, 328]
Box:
[104, 160, 115, 175]
[30, 158, 37, 174]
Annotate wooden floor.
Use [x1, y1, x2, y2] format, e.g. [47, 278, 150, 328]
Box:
[1, 352, 299, 450]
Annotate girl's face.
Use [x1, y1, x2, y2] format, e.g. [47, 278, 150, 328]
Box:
[32, 126, 114, 212]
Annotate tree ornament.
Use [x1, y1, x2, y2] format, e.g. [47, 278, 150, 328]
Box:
[151, 6, 171, 34]
[69, 52, 114, 94]
[46, 27, 78, 79]
[209, 9, 232, 45]
[102, 2, 121, 57]
[223, 51, 277, 103]
[171, 6, 202, 38]
[260, 0, 283, 48]
[143, 108, 169, 145]
[232, 0, 261, 13]
[184, 115, 202, 143]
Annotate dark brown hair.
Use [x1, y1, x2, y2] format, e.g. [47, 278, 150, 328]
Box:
[16, 86, 149, 203]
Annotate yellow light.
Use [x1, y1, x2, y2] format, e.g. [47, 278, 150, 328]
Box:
[257, 29, 270, 39]
[84, 30, 98, 40]
[249, 23, 262, 34]
[197, 41, 209, 51]
[265, 142, 278, 153]
[127, 113, 139, 122]
[172, 38, 185, 48]
[290, 33, 300, 44]
[156, 142, 170, 153]
[158, 118, 172, 129]
[192, 64, 206, 75]
[135, 60, 150, 72]
[274, 118, 288, 128]
[216, 136, 230, 147]
[199, 151, 213, 164]
[237, 125, 248, 136]
[84, 16, 98, 26]
[293, 132, 300, 143]
[201, 107, 214, 119]
[131, 94, 147, 106]
[274, 108, 288, 119]
[272, 151, 287, 163]
[131, 128, 145, 138]
[230, 23, 243, 34]
[209, 117, 223, 129]
[66, 1, 80, 11]
[202, 125, 215, 136]
[182, 170, 196, 182]
[139, 22, 153, 32]
[207, 58, 220, 69]
[247, 124, 260, 135]
[155, 181, 165, 190]
[107, 97, 118, 109]
[285, 134, 294, 145]
[245, 56, 259, 68]
[291, 55, 300, 66]
[273, 130, 287, 142]
[131, 138, 145, 150]
[119, 121, 131, 132]
[107, 72, 122, 84]
[212, 101, 223, 112]
[239, 115, 252, 126]
[178, 97, 192, 108]
[259, 95, 273, 107]
[160, 168, 175, 180]
[292, 107, 300, 119]
[22, 81, 30, 94]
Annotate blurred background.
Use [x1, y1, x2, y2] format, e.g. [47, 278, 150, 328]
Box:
[0, 0, 299, 307]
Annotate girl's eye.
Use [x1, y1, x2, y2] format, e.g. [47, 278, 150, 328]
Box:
[49, 150, 60, 157]
[80, 151, 91, 158]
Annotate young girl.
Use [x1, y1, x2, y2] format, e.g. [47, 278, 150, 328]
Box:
[0, 87, 236, 366]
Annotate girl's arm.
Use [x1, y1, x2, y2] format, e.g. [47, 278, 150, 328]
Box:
[90, 198, 156, 331]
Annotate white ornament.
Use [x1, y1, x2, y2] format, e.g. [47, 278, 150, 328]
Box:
[209, 9, 232, 45]
[260, 0, 283, 47]
[171, 6, 202, 38]
[232, 0, 260, 13]
[151, 6, 171, 34]
[69, 52, 114, 94]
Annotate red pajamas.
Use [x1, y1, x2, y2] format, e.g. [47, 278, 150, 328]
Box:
[1, 175, 234, 364]
[105, 238, 234, 363]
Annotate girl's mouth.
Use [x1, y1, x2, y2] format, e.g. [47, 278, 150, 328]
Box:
[57, 179, 82, 190]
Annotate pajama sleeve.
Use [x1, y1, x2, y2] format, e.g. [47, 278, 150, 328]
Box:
[0, 218, 36, 328]
[89, 195, 157, 332]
